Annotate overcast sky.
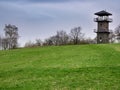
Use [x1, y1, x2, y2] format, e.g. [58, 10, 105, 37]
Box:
[0, 0, 120, 46]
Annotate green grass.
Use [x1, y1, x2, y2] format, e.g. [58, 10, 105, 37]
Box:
[0, 44, 120, 90]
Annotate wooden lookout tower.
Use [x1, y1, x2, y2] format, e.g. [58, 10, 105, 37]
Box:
[94, 10, 112, 44]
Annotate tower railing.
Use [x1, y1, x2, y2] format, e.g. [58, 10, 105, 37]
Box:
[94, 17, 113, 22]
[94, 29, 112, 33]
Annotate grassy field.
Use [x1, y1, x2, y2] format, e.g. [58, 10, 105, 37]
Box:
[0, 44, 120, 90]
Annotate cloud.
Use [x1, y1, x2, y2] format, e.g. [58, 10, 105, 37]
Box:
[0, 0, 79, 3]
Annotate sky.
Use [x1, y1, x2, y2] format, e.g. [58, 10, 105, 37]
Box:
[0, 0, 120, 46]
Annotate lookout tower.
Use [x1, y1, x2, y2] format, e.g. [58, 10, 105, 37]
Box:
[94, 10, 112, 44]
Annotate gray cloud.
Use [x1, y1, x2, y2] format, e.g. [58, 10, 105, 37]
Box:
[0, 0, 91, 3]
[0, 0, 119, 3]
[0, 0, 76, 3]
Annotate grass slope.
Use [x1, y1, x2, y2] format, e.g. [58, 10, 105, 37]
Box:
[0, 44, 120, 90]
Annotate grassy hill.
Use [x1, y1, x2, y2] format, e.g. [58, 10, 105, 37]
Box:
[0, 44, 120, 90]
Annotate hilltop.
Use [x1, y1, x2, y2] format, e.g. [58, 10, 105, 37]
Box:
[0, 44, 120, 90]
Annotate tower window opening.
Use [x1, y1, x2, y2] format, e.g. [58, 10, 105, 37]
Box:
[100, 23, 102, 26]
[100, 37, 102, 42]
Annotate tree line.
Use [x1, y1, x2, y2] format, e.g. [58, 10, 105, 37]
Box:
[24, 24, 120, 47]
[0, 24, 120, 50]
[24, 26, 96, 47]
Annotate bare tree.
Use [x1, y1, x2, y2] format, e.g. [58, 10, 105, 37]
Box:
[50, 36, 58, 46]
[43, 30, 69, 46]
[1, 37, 9, 50]
[24, 41, 35, 48]
[115, 25, 120, 43]
[0, 36, 10, 50]
[70, 26, 84, 44]
[44, 35, 60, 46]
[43, 28, 84, 46]
[35, 39, 42, 46]
[56, 30, 69, 45]
[43, 38, 53, 46]
[4, 24, 19, 49]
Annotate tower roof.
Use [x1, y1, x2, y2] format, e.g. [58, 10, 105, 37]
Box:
[95, 10, 112, 16]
